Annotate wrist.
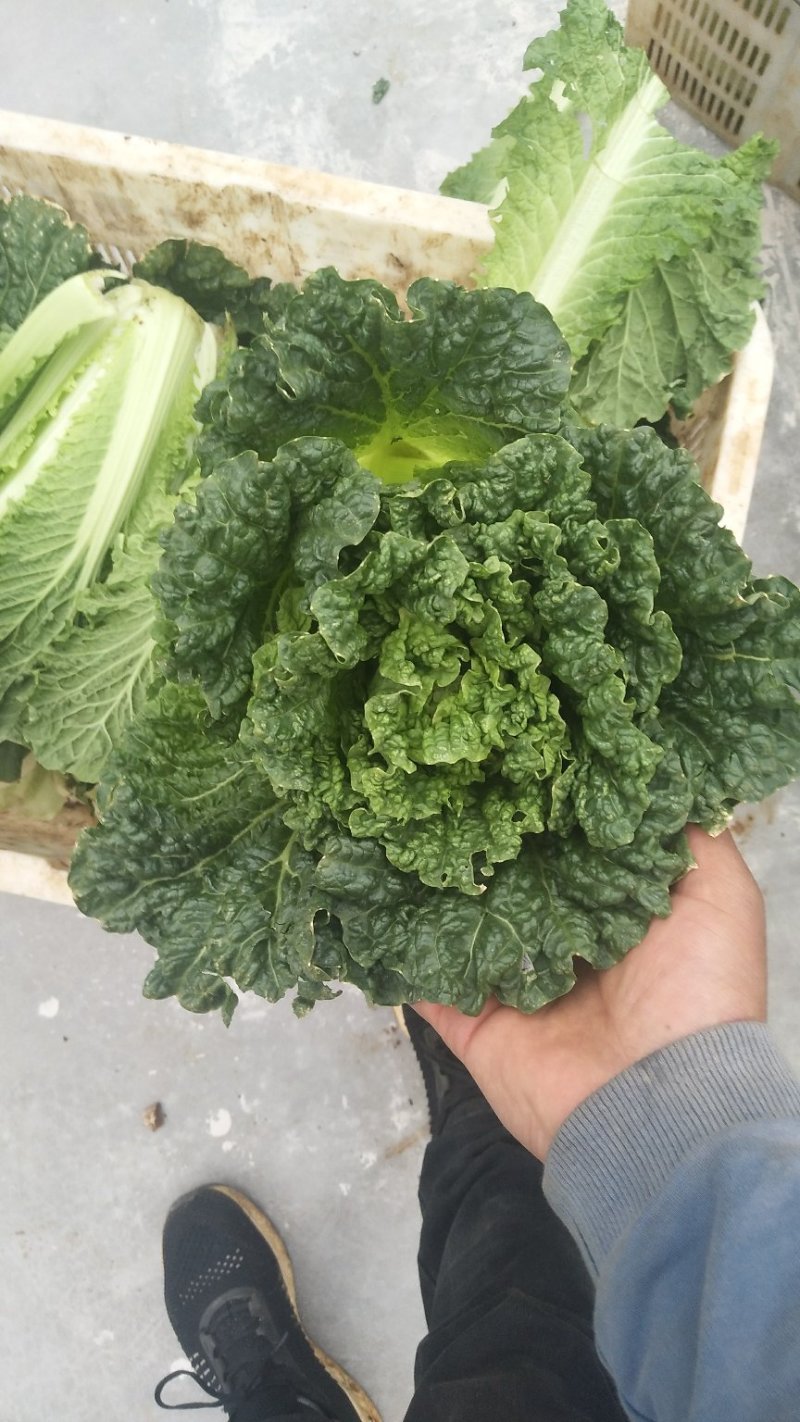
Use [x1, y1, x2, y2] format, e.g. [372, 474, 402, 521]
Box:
[542, 1021, 800, 1276]
[539, 1011, 770, 1158]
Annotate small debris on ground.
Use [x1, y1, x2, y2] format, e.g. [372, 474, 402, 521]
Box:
[372, 77, 390, 105]
[143, 1101, 165, 1132]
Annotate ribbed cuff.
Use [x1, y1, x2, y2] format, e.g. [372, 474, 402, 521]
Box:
[543, 1021, 800, 1278]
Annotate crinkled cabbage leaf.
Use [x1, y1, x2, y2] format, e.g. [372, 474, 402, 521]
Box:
[70, 423, 800, 1020]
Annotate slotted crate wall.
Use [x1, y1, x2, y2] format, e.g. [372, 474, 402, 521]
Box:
[627, 0, 800, 198]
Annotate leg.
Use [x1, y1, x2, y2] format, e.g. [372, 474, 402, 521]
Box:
[403, 1015, 628, 1422]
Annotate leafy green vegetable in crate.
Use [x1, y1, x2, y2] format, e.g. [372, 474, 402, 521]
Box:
[70, 376, 800, 1021]
[0, 194, 98, 330]
[441, 0, 775, 428]
[133, 238, 280, 341]
[191, 266, 572, 482]
[0, 197, 233, 783]
[0, 194, 297, 787]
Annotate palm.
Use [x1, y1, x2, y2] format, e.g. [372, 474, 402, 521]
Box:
[416, 828, 766, 1159]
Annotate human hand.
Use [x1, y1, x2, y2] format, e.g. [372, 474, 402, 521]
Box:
[414, 827, 766, 1160]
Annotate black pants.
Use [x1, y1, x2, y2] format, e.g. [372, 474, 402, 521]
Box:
[273, 1094, 628, 1422]
[403, 1096, 629, 1422]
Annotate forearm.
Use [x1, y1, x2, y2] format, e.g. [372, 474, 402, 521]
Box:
[543, 1023, 800, 1422]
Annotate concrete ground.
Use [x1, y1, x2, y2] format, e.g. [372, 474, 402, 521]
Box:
[1, 892, 428, 1417]
[0, 2, 799, 1419]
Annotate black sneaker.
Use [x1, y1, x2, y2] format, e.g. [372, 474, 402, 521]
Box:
[156, 1184, 380, 1421]
[401, 1006, 483, 1135]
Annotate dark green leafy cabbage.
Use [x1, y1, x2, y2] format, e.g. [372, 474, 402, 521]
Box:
[192, 267, 572, 480]
[0, 195, 97, 333]
[133, 239, 278, 341]
[238, 437, 673, 891]
[70, 415, 800, 1020]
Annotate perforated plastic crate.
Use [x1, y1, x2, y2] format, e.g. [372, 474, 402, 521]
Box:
[626, 0, 800, 198]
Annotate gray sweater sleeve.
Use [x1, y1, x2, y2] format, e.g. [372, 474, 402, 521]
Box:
[542, 1022, 800, 1421]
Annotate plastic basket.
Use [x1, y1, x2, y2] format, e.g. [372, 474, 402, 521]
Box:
[626, 0, 800, 198]
[0, 108, 775, 892]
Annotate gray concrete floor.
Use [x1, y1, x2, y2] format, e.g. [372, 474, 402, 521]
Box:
[0, 2, 799, 1419]
[1, 894, 428, 1418]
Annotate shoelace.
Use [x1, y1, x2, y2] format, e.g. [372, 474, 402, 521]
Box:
[155, 1299, 291, 1416]
[155, 1363, 329, 1419]
[154, 1368, 221, 1411]
[155, 1306, 332, 1420]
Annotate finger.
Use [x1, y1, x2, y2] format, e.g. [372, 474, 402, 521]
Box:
[684, 824, 739, 867]
[678, 825, 761, 909]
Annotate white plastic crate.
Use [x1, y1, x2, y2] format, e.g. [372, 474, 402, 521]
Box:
[626, 0, 800, 198]
[0, 107, 776, 896]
